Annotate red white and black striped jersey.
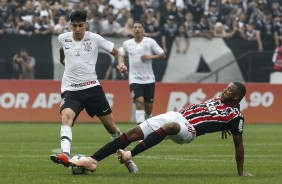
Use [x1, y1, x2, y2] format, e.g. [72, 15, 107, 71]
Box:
[179, 97, 244, 137]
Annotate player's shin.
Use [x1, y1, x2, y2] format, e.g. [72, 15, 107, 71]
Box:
[91, 133, 131, 161]
[131, 128, 167, 157]
[60, 124, 72, 156]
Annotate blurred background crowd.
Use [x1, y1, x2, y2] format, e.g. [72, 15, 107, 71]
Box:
[0, 0, 282, 50]
[1, 0, 282, 81]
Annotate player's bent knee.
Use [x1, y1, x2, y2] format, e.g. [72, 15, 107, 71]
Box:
[162, 122, 180, 135]
[61, 114, 72, 126]
[168, 123, 196, 144]
[61, 109, 75, 126]
[135, 98, 145, 108]
[125, 127, 143, 141]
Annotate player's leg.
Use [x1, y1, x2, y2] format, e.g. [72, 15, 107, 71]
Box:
[130, 83, 145, 124]
[117, 111, 195, 162]
[144, 83, 155, 119]
[118, 123, 176, 163]
[50, 91, 83, 167]
[167, 123, 196, 144]
[80, 86, 138, 172]
[69, 123, 144, 172]
[89, 123, 144, 161]
[98, 114, 139, 173]
[59, 108, 76, 157]
[144, 102, 153, 119]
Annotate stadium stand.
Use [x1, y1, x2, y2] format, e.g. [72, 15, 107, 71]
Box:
[0, 0, 281, 82]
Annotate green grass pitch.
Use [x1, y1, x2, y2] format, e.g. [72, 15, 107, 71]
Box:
[0, 123, 281, 184]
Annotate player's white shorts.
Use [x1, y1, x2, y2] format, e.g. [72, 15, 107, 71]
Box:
[139, 111, 196, 144]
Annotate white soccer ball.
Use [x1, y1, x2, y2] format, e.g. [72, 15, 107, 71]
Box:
[70, 154, 89, 175]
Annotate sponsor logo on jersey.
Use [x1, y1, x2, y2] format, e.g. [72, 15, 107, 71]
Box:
[134, 76, 151, 80]
[205, 99, 219, 115]
[71, 80, 96, 88]
[65, 39, 72, 42]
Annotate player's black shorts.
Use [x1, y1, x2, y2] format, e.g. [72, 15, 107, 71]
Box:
[130, 83, 155, 103]
[60, 85, 112, 121]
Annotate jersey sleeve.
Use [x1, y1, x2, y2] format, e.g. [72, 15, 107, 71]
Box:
[58, 33, 68, 48]
[122, 42, 129, 57]
[229, 116, 244, 135]
[94, 33, 114, 53]
[150, 38, 164, 54]
[58, 34, 64, 45]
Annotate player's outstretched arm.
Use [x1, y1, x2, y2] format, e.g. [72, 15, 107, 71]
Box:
[140, 52, 166, 61]
[232, 134, 254, 177]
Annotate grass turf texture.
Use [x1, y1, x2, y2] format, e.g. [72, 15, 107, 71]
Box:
[0, 123, 281, 184]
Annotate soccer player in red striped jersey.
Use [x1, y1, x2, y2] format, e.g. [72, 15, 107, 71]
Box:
[69, 82, 253, 177]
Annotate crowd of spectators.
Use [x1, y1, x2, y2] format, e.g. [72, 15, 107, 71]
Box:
[0, 0, 282, 51]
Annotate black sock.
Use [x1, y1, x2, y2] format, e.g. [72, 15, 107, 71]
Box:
[131, 128, 167, 157]
[91, 134, 131, 161]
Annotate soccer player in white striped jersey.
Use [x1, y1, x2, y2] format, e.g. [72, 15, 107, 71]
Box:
[120, 21, 166, 124]
[50, 9, 138, 173]
[69, 82, 253, 177]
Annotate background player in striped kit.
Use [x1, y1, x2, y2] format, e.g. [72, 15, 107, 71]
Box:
[50, 9, 138, 173]
[69, 82, 253, 177]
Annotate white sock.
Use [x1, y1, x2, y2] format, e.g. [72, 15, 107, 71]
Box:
[60, 125, 72, 156]
[135, 110, 145, 124]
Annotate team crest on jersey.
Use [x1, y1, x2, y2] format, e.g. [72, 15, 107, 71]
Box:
[84, 42, 92, 52]
[143, 44, 149, 51]
[224, 107, 233, 115]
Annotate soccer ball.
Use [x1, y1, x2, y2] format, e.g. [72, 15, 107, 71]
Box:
[70, 154, 89, 175]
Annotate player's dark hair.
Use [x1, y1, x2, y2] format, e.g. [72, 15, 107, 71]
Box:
[134, 20, 145, 28]
[233, 82, 246, 102]
[69, 10, 87, 22]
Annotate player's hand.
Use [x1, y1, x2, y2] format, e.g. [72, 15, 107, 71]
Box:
[140, 55, 151, 61]
[240, 173, 254, 177]
[221, 130, 231, 139]
[117, 63, 127, 78]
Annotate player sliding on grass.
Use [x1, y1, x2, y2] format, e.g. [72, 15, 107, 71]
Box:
[70, 82, 253, 177]
[49, 9, 138, 173]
